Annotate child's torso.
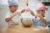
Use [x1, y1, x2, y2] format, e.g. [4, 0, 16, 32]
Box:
[33, 17, 42, 26]
[8, 11, 21, 26]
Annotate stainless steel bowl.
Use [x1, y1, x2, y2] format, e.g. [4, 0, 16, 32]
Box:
[21, 18, 33, 27]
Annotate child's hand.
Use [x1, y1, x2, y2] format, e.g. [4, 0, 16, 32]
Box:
[5, 12, 18, 22]
[37, 14, 42, 18]
[34, 15, 37, 18]
[26, 8, 32, 11]
[37, 14, 46, 26]
[42, 23, 46, 27]
[21, 9, 27, 13]
[22, 8, 32, 12]
[5, 16, 13, 22]
[13, 12, 18, 17]
[22, 8, 31, 11]
[22, 9, 26, 11]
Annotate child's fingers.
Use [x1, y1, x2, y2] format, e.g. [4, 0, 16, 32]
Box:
[27, 8, 32, 11]
[15, 12, 18, 14]
[34, 15, 37, 18]
[13, 12, 18, 16]
[22, 8, 31, 11]
[42, 23, 46, 27]
[22, 9, 26, 11]
[26, 8, 30, 11]
[37, 14, 42, 17]
[22, 8, 32, 12]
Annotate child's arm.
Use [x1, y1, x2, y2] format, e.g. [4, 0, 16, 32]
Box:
[30, 10, 35, 16]
[27, 8, 36, 16]
[21, 9, 26, 13]
[21, 8, 36, 17]
[38, 14, 46, 26]
[5, 16, 13, 22]
[38, 15, 46, 23]
[5, 12, 18, 22]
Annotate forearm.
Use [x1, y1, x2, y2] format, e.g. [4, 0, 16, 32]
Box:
[30, 11, 35, 16]
[5, 16, 14, 22]
[5, 11, 18, 22]
[39, 16, 46, 23]
[21, 10, 25, 13]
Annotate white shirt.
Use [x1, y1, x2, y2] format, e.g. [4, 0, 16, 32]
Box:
[5, 10, 21, 26]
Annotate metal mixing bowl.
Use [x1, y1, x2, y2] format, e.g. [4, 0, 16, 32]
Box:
[21, 18, 33, 27]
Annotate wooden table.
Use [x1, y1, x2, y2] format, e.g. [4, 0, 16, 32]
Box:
[6, 23, 48, 33]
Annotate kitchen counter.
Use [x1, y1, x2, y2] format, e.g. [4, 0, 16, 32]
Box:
[6, 23, 48, 33]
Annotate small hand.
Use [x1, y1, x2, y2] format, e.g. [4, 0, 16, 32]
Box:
[37, 14, 42, 18]
[21, 9, 27, 13]
[42, 23, 46, 27]
[22, 9, 27, 11]
[26, 8, 32, 11]
[13, 12, 18, 17]
[34, 15, 37, 18]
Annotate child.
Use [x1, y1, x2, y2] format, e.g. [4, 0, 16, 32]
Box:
[27, 3, 47, 27]
[5, 0, 27, 26]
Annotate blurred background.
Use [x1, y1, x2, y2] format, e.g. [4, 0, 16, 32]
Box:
[0, 0, 50, 25]
[0, 0, 50, 33]
[0, 0, 50, 28]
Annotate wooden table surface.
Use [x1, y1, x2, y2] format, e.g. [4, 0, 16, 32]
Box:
[6, 23, 48, 33]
